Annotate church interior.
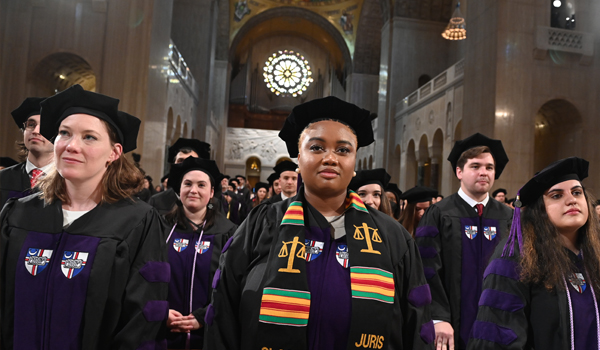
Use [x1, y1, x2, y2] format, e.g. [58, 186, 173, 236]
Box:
[1, 0, 599, 197]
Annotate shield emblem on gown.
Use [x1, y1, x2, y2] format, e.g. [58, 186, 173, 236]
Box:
[336, 244, 349, 268]
[25, 248, 53, 276]
[196, 241, 211, 254]
[304, 240, 324, 262]
[173, 238, 189, 252]
[464, 225, 478, 240]
[483, 227, 497, 241]
[568, 272, 587, 293]
[61, 251, 89, 279]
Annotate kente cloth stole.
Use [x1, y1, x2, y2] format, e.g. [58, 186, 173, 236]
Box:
[255, 189, 396, 349]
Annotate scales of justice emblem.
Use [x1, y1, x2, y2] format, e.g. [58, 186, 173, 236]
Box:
[353, 222, 382, 255]
[278, 236, 306, 273]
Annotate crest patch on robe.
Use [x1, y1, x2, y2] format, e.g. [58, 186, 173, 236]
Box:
[25, 248, 53, 276]
[464, 225, 478, 240]
[196, 241, 211, 254]
[483, 226, 496, 241]
[173, 238, 189, 252]
[61, 251, 88, 279]
[568, 272, 587, 293]
[336, 244, 350, 268]
[304, 240, 324, 262]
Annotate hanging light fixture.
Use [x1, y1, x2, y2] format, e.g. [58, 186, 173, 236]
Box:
[442, 1, 466, 41]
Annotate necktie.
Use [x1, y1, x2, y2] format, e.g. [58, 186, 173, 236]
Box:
[30, 169, 43, 188]
[475, 203, 484, 217]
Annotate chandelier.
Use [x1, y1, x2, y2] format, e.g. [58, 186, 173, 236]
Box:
[442, 2, 466, 41]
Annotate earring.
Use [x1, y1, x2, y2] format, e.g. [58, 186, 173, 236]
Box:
[207, 203, 214, 210]
[353, 171, 357, 177]
[295, 168, 301, 174]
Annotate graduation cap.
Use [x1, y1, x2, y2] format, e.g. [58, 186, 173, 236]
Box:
[168, 157, 222, 195]
[492, 188, 507, 197]
[400, 186, 438, 204]
[502, 157, 589, 258]
[167, 138, 211, 163]
[385, 183, 403, 200]
[236, 175, 246, 180]
[267, 172, 279, 185]
[447, 132, 509, 179]
[160, 173, 169, 183]
[273, 160, 297, 177]
[39, 85, 141, 153]
[0, 157, 18, 168]
[278, 96, 376, 157]
[348, 168, 391, 192]
[11, 97, 46, 129]
[254, 182, 269, 192]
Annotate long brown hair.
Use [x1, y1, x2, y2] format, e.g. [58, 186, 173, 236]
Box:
[39, 119, 143, 205]
[164, 197, 217, 231]
[519, 187, 600, 292]
[378, 187, 393, 218]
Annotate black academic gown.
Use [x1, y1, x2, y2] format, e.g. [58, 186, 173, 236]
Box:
[0, 194, 170, 350]
[0, 162, 30, 209]
[165, 212, 237, 349]
[205, 188, 435, 350]
[148, 188, 178, 215]
[467, 244, 599, 350]
[265, 193, 283, 204]
[415, 193, 512, 349]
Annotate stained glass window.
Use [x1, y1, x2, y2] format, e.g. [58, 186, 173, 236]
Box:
[263, 50, 313, 97]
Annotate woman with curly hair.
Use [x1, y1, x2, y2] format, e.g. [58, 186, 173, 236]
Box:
[468, 157, 600, 350]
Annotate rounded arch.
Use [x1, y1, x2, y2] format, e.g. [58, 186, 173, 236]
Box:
[245, 156, 263, 190]
[431, 128, 444, 190]
[534, 99, 583, 172]
[174, 115, 182, 141]
[406, 139, 417, 188]
[166, 107, 174, 144]
[451, 120, 463, 191]
[417, 133, 430, 187]
[357, 159, 362, 170]
[32, 52, 96, 95]
[368, 155, 373, 169]
[230, 7, 352, 74]
[391, 144, 401, 184]
[183, 122, 189, 138]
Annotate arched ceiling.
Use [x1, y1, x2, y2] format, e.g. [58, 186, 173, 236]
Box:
[33, 52, 96, 94]
[231, 8, 350, 72]
[536, 99, 582, 126]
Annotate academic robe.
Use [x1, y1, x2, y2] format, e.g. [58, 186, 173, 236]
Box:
[166, 212, 237, 349]
[0, 162, 30, 209]
[467, 245, 600, 350]
[415, 193, 512, 349]
[264, 193, 283, 204]
[149, 188, 178, 215]
[0, 194, 170, 350]
[205, 188, 435, 350]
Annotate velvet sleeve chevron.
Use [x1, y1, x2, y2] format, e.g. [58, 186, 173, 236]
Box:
[415, 205, 451, 322]
[467, 255, 529, 350]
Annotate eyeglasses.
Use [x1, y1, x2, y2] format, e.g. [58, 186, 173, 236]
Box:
[23, 120, 38, 130]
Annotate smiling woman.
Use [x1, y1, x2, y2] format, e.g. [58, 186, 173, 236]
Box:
[0, 84, 170, 349]
[205, 96, 435, 350]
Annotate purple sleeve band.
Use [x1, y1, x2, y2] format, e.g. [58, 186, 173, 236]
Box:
[139, 261, 171, 283]
[479, 289, 524, 312]
[142, 300, 169, 322]
[418, 246, 438, 259]
[136, 339, 167, 350]
[205, 304, 215, 325]
[484, 258, 520, 280]
[420, 320, 435, 344]
[408, 284, 432, 307]
[212, 269, 221, 289]
[423, 267, 436, 280]
[222, 236, 234, 253]
[471, 321, 518, 346]
[415, 226, 439, 238]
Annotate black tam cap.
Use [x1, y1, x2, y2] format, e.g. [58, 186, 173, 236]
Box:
[39, 85, 140, 153]
[385, 183, 403, 200]
[0, 157, 18, 168]
[518, 157, 588, 207]
[254, 182, 269, 192]
[168, 138, 211, 163]
[400, 186, 438, 204]
[168, 157, 222, 195]
[273, 160, 297, 176]
[447, 132, 509, 179]
[11, 97, 46, 129]
[279, 96, 375, 157]
[492, 188, 507, 197]
[267, 172, 279, 185]
[349, 169, 391, 192]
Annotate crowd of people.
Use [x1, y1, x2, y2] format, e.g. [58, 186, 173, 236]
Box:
[1, 85, 598, 350]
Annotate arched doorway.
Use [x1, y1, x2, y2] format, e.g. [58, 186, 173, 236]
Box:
[32, 52, 96, 95]
[534, 99, 583, 172]
[405, 139, 417, 188]
[246, 156, 262, 189]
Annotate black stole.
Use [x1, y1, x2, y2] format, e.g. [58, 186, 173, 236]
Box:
[254, 188, 396, 349]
